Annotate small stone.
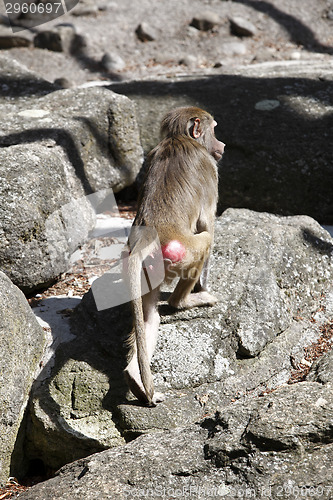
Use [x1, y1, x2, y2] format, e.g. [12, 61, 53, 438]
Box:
[34, 26, 86, 53]
[229, 16, 257, 37]
[0, 26, 32, 48]
[326, 9, 333, 20]
[190, 11, 220, 31]
[179, 54, 197, 67]
[34, 31, 62, 51]
[135, 22, 157, 42]
[255, 100, 280, 111]
[54, 77, 72, 88]
[34, 25, 74, 52]
[290, 51, 301, 60]
[72, 0, 98, 16]
[101, 52, 125, 72]
[186, 26, 200, 37]
[71, 33, 88, 53]
[98, 0, 117, 9]
[97, 3, 108, 11]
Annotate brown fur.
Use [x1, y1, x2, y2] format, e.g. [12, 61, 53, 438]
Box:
[124, 106, 225, 406]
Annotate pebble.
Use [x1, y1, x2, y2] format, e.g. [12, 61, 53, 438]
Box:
[186, 26, 200, 37]
[255, 99, 280, 111]
[190, 11, 220, 31]
[179, 54, 198, 67]
[290, 51, 301, 60]
[34, 25, 86, 53]
[326, 8, 333, 20]
[71, 0, 98, 16]
[54, 77, 72, 88]
[135, 22, 157, 42]
[98, 1, 117, 9]
[101, 52, 126, 72]
[229, 16, 257, 37]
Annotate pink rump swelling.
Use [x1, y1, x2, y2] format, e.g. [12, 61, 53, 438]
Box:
[161, 240, 186, 263]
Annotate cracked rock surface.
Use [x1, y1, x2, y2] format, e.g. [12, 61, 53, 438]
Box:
[18, 209, 333, 483]
[19, 382, 333, 499]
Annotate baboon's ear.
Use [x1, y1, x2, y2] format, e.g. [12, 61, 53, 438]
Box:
[192, 118, 201, 139]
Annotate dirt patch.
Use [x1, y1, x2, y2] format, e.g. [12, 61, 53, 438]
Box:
[0, 0, 332, 86]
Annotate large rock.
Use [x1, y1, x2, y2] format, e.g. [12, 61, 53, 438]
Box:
[108, 60, 333, 223]
[0, 54, 55, 99]
[0, 83, 143, 195]
[22, 209, 333, 472]
[0, 55, 143, 291]
[18, 382, 333, 499]
[0, 271, 45, 486]
[0, 142, 96, 292]
[25, 357, 126, 473]
[24, 298, 130, 473]
[307, 348, 333, 384]
[213, 210, 333, 356]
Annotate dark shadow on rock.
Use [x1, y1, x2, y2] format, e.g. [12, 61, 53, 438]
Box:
[75, 116, 135, 181]
[0, 76, 56, 97]
[42, 288, 133, 410]
[15, 287, 133, 477]
[61, 1, 333, 83]
[108, 72, 333, 223]
[0, 128, 94, 195]
[233, 0, 333, 55]
[68, 36, 124, 83]
[302, 228, 333, 255]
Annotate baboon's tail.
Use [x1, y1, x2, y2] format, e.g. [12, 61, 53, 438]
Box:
[127, 250, 155, 405]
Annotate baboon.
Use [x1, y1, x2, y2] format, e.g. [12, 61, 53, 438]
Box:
[124, 106, 225, 406]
